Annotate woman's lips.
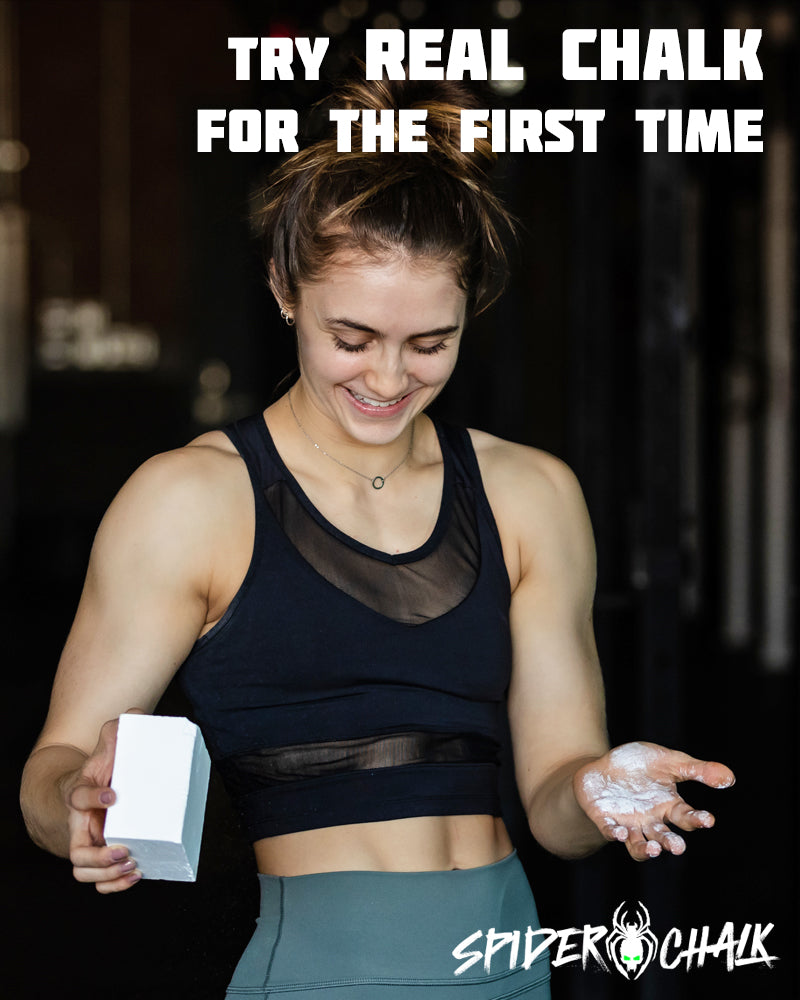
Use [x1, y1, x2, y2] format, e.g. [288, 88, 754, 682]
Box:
[343, 386, 414, 417]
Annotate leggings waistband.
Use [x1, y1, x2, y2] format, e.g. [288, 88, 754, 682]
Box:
[226, 850, 550, 994]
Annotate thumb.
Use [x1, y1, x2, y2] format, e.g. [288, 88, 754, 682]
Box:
[92, 708, 149, 782]
[674, 756, 735, 789]
[97, 708, 147, 748]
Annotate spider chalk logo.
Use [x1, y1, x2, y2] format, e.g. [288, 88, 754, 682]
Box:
[451, 901, 778, 978]
[605, 901, 658, 980]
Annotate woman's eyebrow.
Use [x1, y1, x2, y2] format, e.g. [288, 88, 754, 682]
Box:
[326, 317, 461, 337]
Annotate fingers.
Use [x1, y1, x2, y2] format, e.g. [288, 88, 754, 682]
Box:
[600, 817, 629, 844]
[70, 843, 142, 892]
[667, 800, 715, 832]
[83, 861, 142, 893]
[643, 822, 685, 856]
[67, 782, 115, 813]
[79, 861, 142, 893]
[65, 775, 130, 888]
[598, 818, 661, 860]
[70, 842, 129, 869]
[605, 812, 710, 860]
[624, 826, 661, 861]
[67, 826, 144, 892]
[60, 712, 150, 892]
[599, 814, 689, 860]
[94, 871, 142, 894]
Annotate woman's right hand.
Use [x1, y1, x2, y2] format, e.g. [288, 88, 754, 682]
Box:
[61, 713, 143, 893]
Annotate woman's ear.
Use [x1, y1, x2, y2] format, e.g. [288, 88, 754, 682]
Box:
[267, 259, 282, 305]
[268, 260, 295, 325]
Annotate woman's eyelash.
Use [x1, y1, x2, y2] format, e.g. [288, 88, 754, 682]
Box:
[412, 341, 448, 355]
[333, 338, 368, 353]
[333, 338, 448, 356]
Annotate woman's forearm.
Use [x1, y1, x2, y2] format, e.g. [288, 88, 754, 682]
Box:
[20, 743, 89, 857]
[525, 755, 608, 860]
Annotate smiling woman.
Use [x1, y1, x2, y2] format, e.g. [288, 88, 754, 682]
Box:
[20, 66, 734, 1000]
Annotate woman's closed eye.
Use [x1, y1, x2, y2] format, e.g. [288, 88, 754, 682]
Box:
[333, 337, 369, 353]
[411, 340, 448, 355]
[332, 337, 449, 356]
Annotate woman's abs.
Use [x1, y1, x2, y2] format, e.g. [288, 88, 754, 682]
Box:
[253, 814, 513, 876]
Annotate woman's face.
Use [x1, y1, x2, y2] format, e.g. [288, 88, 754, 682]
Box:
[289, 251, 467, 446]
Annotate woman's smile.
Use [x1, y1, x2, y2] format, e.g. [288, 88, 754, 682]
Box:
[342, 385, 416, 419]
[349, 389, 407, 407]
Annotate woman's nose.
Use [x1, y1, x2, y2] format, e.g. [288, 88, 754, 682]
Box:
[363, 347, 408, 399]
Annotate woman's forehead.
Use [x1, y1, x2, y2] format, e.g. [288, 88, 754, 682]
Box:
[298, 252, 467, 328]
[302, 251, 463, 299]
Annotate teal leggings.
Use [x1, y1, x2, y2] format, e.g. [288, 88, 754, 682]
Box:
[225, 850, 551, 998]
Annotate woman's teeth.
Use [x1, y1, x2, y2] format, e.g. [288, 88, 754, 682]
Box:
[351, 390, 404, 408]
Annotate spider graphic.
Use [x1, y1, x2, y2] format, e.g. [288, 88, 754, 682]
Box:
[605, 901, 659, 980]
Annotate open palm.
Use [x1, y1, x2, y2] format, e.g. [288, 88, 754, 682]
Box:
[574, 741, 735, 861]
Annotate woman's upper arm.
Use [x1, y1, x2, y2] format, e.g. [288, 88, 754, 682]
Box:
[34, 447, 221, 755]
[478, 438, 610, 812]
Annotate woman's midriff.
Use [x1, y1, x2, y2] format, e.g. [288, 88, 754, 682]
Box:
[253, 814, 514, 876]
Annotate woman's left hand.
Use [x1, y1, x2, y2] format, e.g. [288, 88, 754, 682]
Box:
[573, 741, 735, 861]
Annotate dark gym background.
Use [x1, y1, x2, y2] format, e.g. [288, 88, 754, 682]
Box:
[2, 2, 797, 997]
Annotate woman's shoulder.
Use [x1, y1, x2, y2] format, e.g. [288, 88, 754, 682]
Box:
[94, 428, 249, 553]
[464, 428, 592, 589]
[128, 428, 242, 489]
[465, 427, 583, 504]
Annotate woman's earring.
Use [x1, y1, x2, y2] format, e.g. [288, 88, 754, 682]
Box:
[280, 308, 295, 327]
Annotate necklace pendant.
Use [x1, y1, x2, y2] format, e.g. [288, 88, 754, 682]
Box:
[371, 476, 386, 490]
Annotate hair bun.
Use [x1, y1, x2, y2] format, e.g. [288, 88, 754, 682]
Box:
[253, 63, 514, 318]
[321, 62, 497, 178]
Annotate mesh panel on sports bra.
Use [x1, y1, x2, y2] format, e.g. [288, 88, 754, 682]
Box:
[217, 731, 500, 795]
[264, 478, 480, 625]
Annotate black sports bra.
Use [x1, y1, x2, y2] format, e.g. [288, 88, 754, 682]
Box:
[177, 414, 513, 840]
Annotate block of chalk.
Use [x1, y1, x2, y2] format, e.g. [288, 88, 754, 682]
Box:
[104, 713, 211, 882]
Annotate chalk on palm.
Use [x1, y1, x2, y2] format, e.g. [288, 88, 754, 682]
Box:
[103, 713, 211, 882]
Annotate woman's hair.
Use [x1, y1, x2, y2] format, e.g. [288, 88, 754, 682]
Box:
[251, 69, 514, 317]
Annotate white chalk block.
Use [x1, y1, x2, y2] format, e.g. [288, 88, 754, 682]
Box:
[104, 714, 211, 882]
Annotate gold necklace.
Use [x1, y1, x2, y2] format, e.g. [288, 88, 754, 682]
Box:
[287, 388, 415, 490]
